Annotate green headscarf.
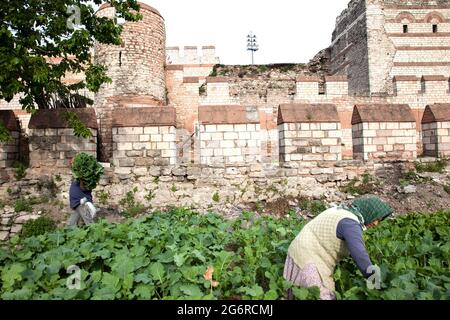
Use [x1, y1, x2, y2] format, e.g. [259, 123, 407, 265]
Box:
[345, 196, 394, 226]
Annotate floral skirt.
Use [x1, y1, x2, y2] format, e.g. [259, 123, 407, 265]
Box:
[283, 255, 336, 300]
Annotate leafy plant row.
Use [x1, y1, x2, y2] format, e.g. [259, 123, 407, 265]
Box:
[0, 209, 448, 300]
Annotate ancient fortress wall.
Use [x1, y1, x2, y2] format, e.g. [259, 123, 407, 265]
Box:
[93, 3, 166, 161]
[1, 0, 450, 184]
[330, 0, 450, 96]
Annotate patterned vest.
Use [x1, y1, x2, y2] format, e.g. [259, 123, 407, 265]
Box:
[288, 207, 360, 291]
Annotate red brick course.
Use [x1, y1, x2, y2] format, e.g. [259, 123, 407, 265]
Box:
[0, 110, 20, 131]
[112, 107, 176, 127]
[278, 104, 340, 124]
[28, 108, 98, 129]
[352, 104, 416, 124]
[422, 104, 450, 124]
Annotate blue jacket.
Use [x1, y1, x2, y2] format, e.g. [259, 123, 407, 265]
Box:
[336, 218, 373, 278]
[69, 180, 93, 210]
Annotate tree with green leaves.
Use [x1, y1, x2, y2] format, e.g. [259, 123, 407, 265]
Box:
[0, 0, 143, 141]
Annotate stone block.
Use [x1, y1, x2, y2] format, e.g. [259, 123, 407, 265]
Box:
[217, 124, 234, 132]
[144, 127, 159, 134]
[133, 167, 148, 176]
[251, 132, 260, 140]
[202, 148, 214, 157]
[312, 131, 325, 138]
[150, 134, 163, 142]
[321, 123, 337, 130]
[228, 156, 244, 163]
[148, 166, 161, 176]
[163, 134, 176, 142]
[386, 123, 399, 129]
[368, 123, 380, 130]
[113, 134, 140, 142]
[133, 142, 150, 150]
[328, 130, 341, 138]
[234, 124, 247, 132]
[302, 154, 323, 161]
[363, 130, 377, 137]
[212, 132, 224, 140]
[119, 158, 135, 167]
[135, 158, 154, 166]
[126, 150, 143, 157]
[118, 127, 143, 135]
[322, 138, 338, 146]
[220, 140, 234, 148]
[117, 143, 133, 151]
[162, 149, 176, 158]
[224, 132, 239, 140]
[223, 148, 241, 157]
[324, 154, 338, 161]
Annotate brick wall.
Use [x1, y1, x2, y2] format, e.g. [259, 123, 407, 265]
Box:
[0, 110, 20, 168]
[352, 104, 417, 160]
[198, 106, 261, 165]
[278, 104, 342, 163]
[112, 126, 176, 175]
[112, 107, 177, 175]
[28, 109, 98, 168]
[422, 103, 450, 157]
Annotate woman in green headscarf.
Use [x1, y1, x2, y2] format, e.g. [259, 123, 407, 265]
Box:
[283, 196, 394, 300]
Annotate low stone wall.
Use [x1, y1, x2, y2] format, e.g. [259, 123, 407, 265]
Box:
[112, 107, 177, 175]
[352, 104, 417, 161]
[28, 109, 98, 168]
[0, 110, 20, 168]
[422, 104, 450, 158]
[0, 159, 417, 229]
[198, 105, 261, 165]
[278, 104, 342, 163]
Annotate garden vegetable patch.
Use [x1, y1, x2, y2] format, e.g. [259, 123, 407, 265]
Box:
[0, 210, 448, 300]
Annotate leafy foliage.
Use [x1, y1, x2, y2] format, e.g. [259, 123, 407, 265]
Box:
[334, 211, 449, 300]
[444, 185, 450, 195]
[212, 192, 220, 203]
[71, 153, 104, 190]
[14, 162, 28, 180]
[0, 123, 12, 142]
[14, 199, 33, 213]
[22, 217, 56, 239]
[63, 112, 92, 139]
[119, 188, 146, 218]
[415, 159, 448, 174]
[0, 209, 448, 300]
[298, 198, 327, 217]
[340, 173, 377, 195]
[0, 0, 143, 141]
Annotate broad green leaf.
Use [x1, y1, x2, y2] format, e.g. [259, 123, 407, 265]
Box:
[180, 284, 203, 298]
[149, 262, 165, 283]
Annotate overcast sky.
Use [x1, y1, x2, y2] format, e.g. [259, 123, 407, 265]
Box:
[141, 0, 351, 65]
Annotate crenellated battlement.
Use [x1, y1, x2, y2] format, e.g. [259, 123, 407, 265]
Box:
[393, 75, 450, 96]
[166, 46, 220, 65]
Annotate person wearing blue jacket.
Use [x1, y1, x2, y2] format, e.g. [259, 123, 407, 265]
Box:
[66, 155, 97, 226]
[67, 178, 96, 226]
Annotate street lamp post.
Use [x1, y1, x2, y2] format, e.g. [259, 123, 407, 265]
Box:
[247, 32, 259, 65]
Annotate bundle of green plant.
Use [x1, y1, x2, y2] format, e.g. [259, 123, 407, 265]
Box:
[71, 153, 104, 190]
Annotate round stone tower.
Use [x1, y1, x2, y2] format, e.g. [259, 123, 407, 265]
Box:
[95, 2, 166, 102]
[94, 2, 166, 161]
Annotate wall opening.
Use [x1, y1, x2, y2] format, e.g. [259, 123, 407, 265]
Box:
[433, 24, 438, 33]
[403, 25, 408, 33]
